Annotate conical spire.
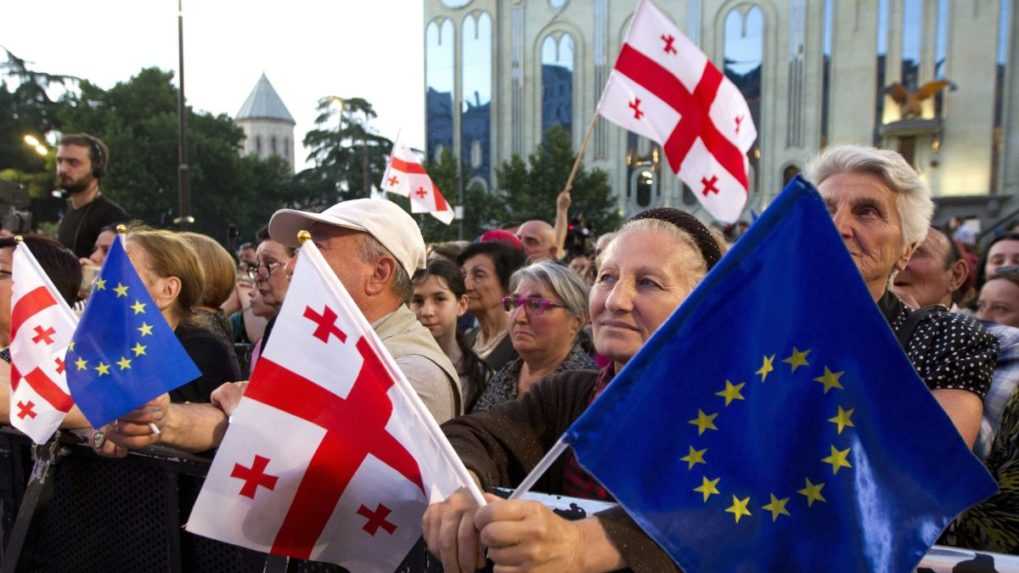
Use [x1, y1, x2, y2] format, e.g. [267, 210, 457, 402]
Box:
[236, 73, 295, 124]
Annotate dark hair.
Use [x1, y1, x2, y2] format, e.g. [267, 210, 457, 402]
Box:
[456, 241, 527, 292]
[627, 207, 723, 270]
[986, 266, 1019, 291]
[255, 224, 295, 256]
[412, 259, 491, 412]
[58, 133, 109, 179]
[0, 235, 82, 305]
[977, 232, 1019, 289]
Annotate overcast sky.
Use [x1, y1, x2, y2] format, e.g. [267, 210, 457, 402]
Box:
[1, 0, 425, 171]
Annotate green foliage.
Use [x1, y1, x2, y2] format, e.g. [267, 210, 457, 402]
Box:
[495, 125, 621, 235]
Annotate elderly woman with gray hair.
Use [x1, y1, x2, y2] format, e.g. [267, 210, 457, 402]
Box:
[470, 261, 596, 413]
[807, 144, 998, 448]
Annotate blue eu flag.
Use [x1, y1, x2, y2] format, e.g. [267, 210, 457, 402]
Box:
[67, 235, 200, 427]
[564, 177, 997, 573]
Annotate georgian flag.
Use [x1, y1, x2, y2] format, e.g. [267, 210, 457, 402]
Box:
[597, 0, 757, 223]
[380, 141, 455, 225]
[10, 242, 78, 444]
[187, 239, 480, 572]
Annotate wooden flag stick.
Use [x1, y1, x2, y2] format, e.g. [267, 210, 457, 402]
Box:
[561, 111, 600, 196]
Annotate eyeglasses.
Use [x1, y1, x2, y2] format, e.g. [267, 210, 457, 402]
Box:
[502, 295, 567, 315]
[246, 260, 286, 280]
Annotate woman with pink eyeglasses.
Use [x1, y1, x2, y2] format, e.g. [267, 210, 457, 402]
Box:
[470, 260, 595, 413]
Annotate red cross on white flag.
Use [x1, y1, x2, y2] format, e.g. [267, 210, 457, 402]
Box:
[10, 242, 79, 444]
[379, 140, 456, 225]
[597, 0, 757, 223]
[186, 239, 480, 571]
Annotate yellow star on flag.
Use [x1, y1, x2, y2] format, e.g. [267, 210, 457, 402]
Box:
[715, 380, 746, 406]
[131, 300, 146, 315]
[94, 278, 106, 291]
[117, 356, 132, 370]
[822, 445, 853, 474]
[95, 362, 110, 376]
[798, 478, 827, 507]
[762, 494, 791, 522]
[68, 341, 76, 351]
[782, 347, 811, 372]
[132, 342, 147, 357]
[756, 354, 775, 382]
[75, 357, 88, 371]
[814, 367, 844, 393]
[680, 446, 707, 470]
[693, 476, 720, 502]
[138, 322, 153, 337]
[829, 405, 855, 435]
[114, 282, 129, 297]
[688, 409, 718, 435]
[725, 495, 752, 524]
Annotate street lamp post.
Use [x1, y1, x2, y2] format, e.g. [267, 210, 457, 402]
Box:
[174, 0, 193, 227]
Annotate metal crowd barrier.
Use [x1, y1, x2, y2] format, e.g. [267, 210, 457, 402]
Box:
[1, 427, 1017, 573]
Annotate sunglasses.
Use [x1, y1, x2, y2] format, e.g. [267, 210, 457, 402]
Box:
[502, 295, 567, 315]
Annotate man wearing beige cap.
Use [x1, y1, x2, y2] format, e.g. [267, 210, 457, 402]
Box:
[97, 200, 462, 456]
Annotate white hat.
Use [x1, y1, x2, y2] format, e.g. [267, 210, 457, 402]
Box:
[268, 199, 427, 276]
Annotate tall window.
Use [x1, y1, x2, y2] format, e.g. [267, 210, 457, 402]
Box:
[901, 0, 923, 90]
[724, 6, 763, 194]
[426, 19, 455, 162]
[541, 33, 575, 140]
[992, 0, 1012, 193]
[874, 0, 890, 143]
[255, 135, 262, 155]
[934, 0, 950, 116]
[820, 0, 833, 146]
[271, 135, 278, 156]
[461, 12, 492, 185]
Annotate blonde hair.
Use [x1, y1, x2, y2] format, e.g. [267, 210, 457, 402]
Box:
[806, 144, 933, 246]
[126, 229, 205, 315]
[180, 232, 237, 308]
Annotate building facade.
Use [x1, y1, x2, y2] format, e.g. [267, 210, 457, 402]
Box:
[236, 74, 296, 172]
[424, 0, 1018, 228]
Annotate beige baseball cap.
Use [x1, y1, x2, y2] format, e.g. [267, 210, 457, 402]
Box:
[268, 199, 427, 276]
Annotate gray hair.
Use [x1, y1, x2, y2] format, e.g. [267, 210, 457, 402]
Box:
[357, 235, 413, 304]
[509, 260, 590, 323]
[805, 144, 933, 247]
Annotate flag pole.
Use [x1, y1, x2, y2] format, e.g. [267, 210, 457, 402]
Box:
[560, 111, 600, 196]
[507, 437, 569, 500]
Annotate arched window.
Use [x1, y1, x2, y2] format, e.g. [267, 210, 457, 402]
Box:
[875, 0, 890, 142]
[541, 33, 574, 140]
[724, 6, 764, 194]
[934, 0, 950, 116]
[992, 0, 1012, 193]
[426, 19, 455, 162]
[901, 0, 923, 91]
[820, 0, 833, 146]
[283, 137, 290, 159]
[255, 135, 263, 155]
[270, 135, 278, 156]
[461, 12, 492, 185]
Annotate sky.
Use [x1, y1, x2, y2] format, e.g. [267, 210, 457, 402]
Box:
[1, 0, 425, 171]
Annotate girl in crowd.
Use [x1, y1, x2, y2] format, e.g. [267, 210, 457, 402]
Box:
[456, 241, 527, 372]
[411, 259, 491, 413]
[472, 261, 595, 413]
[424, 208, 724, 573]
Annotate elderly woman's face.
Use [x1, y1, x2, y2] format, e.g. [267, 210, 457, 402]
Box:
[591, 229, 698, 367]
[508, 276, 580, 358]
[462, 254, 504, 314]
[819, 172, 911, 292]
[977, 278, 1019, 328]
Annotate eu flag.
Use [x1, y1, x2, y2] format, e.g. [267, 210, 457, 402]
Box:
[67, 235, 200, 427]
[564, 177, 997, 572]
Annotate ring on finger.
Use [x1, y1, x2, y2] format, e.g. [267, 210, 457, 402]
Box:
[91, 430, 106, 450]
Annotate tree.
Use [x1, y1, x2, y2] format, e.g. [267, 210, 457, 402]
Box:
[495, 125, 621, 235]
[300, 96, 392, 204]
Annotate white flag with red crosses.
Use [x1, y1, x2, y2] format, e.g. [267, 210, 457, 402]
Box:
[187, 240, 479, 572]
[597, 0, 757, 223]
[9, 241, 79, 444]
[380, 141, 455, 225]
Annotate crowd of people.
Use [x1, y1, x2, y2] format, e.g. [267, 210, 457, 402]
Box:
[2, 134, 1019, 570]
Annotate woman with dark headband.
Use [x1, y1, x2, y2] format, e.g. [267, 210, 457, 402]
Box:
[423, 208, 723, 573]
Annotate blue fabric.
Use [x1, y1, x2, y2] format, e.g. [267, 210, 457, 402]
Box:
[564, 176, 997, 573]
[67, 236, 200, 427]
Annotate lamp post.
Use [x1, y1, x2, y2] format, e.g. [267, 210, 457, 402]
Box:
[174, 0, 193, 227]
[22, 134, 48, 157]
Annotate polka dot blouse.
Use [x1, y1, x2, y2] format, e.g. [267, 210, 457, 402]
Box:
[879, 291, 998, 398]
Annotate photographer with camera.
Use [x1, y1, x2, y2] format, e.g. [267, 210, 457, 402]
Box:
[55, 134, 129, 259]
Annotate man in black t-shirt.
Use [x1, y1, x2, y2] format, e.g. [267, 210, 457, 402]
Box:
[54, 134, 128, 259]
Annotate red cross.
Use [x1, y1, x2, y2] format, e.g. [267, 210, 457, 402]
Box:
[701, 175, 720, 196]
[16, 400, 36, 420]
[629, 98, 645, 120]
[357, 503, 397, 535]
[735, 114, 744, 134]
[386, 175, 399, 187]
[54, 357, 65, 375]
[10, 367, 73, 413]
[615, 44, 749, 190]
[415, 187, 428, 199]
[32, 325, 56, 345]
[243, 338, 424, 558]
[303, 306, 348, 344]
[661, 34, 677, 54]
[231, 454, 279, 499]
